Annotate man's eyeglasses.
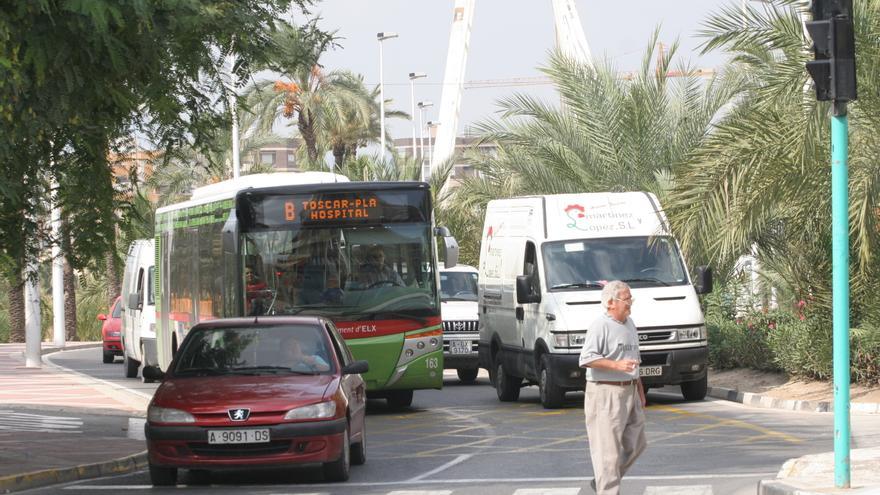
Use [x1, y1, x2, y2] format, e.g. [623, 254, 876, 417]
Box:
[614, 296, 634, 306]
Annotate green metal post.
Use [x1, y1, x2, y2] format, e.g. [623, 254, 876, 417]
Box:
[831, 106, 850, 489]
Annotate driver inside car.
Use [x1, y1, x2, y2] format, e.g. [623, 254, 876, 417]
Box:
[356, 245, 404, 287]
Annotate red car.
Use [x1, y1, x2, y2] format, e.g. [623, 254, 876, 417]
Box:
[97, 296, 123, 364]
[143, 316, 368, 485]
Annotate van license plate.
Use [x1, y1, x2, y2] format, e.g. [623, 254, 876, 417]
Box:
[450, 340, 471, 354]
[208, 428, 270, 445]
[639, 366, 662, 377]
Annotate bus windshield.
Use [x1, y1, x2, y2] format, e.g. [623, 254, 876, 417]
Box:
[542, 236, 688, 290]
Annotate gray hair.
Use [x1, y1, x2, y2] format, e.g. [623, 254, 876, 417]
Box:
[600, 280, 631, 309]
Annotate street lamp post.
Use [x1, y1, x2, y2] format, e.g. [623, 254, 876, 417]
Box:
[408, 72, 427, 161]
[377, 32, 398, 160]
[417, 101, 433, 179]
[426, 120, 440, 179]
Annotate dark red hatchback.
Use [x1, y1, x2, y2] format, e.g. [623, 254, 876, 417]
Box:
[97, 296, 123, 364]
[143, 316, 368, 485]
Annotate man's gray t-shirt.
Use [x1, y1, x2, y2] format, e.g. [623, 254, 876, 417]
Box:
[578, 313, 641, 381]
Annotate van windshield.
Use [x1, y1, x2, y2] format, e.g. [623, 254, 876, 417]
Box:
[440, 271, 478, 301]
[542, 236, 688, 290]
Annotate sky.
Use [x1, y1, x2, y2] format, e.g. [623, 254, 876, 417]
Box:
[297, 0, 742, 142]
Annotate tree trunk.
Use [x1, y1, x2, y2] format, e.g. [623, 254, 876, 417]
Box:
[63, 258, 77, 341]
[298, 111, 318, 163]
[333, 143, 346, 169]
[7, 272, 25, 343]
[107, 251, 121, 306]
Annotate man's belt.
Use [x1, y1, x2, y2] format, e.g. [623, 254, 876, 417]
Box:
[592, 379, 637, 386]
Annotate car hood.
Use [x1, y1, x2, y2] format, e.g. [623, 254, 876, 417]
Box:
[441, 300, 478, 321]
[153, 374, 338, 414]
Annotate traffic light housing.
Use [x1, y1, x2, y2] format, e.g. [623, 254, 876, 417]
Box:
[805, 0, 856, 103]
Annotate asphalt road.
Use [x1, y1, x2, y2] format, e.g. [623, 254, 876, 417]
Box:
[30, 347, 880, 495]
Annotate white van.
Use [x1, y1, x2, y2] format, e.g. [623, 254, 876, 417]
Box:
[120, 238, 157, 379]
[440, 265, 480, 383]
[477, 192, 712, 408]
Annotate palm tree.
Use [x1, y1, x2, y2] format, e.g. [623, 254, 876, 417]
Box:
[665, 0, 880, 315]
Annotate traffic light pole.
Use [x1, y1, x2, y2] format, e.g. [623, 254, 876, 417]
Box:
[831, 102, 850, 489]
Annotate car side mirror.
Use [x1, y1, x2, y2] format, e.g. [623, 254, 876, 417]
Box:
[695, 265, 713, 295]
[127, 293, 142, 311]
[342, 360, 369, 375]
[97, 314, 107, 321]
[142, 366, 165, 382]
[516, 275, 541, 304]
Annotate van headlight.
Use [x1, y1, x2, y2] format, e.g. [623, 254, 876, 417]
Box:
[147, 406, 195, 424]
[552, 333, 586, 348]
[677, 326, 706, 341]
[284, 401, 336, 420]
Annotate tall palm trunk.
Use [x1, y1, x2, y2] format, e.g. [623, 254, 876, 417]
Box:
[332, 143, 346, 168]
[7, 272, 25, 343]
[63, 258, 77, 341]
[298, 110, 318, 162]
[107, 248, 122, 306]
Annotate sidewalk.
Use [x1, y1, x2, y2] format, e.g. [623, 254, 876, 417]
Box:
[0, 343, 149, 494]
[758, 448, 880, 494]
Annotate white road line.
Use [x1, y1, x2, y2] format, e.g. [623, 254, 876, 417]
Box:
[127, 418, 146, 441]
[44, 351, 154, 400]
[643, 486, 713, 495]
[406, 454, 472, 482]
[388, 491, 453, 495]
[514, 488, 582, 495]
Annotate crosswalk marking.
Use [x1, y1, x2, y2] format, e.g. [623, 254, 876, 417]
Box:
[643, 486, 713, 495]
[388, 491, 453, 495]
[514, 489, 581, 495]
[0, 409, 82, 433]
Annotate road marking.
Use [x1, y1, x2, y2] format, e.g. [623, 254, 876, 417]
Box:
[650, 404, 803, 444]
[643, 486, 713, 495]
[388, 491, 453, 495]
[407, 454, 472, 481]
[44, 351, 154, 400]
[514, 488, 581, 495]
[0, 410, 82, 433]
[127, 417, 146, 441]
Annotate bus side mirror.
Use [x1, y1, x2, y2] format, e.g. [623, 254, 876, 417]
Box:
[435, 226, 459, 269]
[516, 275, 541, 304]
[695, 265, 713, 295]
[222, 211, 239, 255]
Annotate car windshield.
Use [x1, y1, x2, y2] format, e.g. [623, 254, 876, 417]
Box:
[542, 236, 688, 290]
[440, 271, 478, 301]
[111, 299, 122, 318]
[172, 325, 336, 376]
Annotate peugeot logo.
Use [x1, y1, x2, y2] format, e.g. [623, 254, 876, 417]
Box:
[228, 408, 250, 421]
[638, 334, 649, 341]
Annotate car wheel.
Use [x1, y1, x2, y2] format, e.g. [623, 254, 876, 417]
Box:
[386, 389, 413, 410]
[149, 463, 177, 486]
[457, 368, 479, 384]
[680, 374, 708, 401]
[123, 351, 140, 379]
[538, 354, 565, 409]
[323, 424, 351, 482]
[351, 424, 366, 465]
[495, 361, 521, 402]
[102, 351, 114, 364]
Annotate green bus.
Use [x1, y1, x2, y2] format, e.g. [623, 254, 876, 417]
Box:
[154, 172, 458, 407]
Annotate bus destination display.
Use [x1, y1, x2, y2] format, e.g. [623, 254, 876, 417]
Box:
[242, 190, 429, 228]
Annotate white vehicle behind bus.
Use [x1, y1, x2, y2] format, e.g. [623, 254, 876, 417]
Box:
[477, 192, 712, 408]
[120, 238, 157, 379]
[440, 265, 480, 383]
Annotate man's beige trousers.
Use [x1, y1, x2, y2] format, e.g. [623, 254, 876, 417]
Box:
[584, 381, 647, 495]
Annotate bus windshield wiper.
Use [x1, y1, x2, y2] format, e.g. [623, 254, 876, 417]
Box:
[367, 311, 427, 325]
[622, 277, 669, 286]
[551, 282, 604, 290]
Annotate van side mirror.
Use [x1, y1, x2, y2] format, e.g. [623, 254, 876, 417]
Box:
[516, 275, 541, 304]
[142, 366, 165, 382]
[128, 293, 142, 311]
[695, 265, 713, 295]
[342, 360, 369, 375]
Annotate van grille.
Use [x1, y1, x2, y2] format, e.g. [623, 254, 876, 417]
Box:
[443, 320, 478, 333]
[638, 331, 674, 343]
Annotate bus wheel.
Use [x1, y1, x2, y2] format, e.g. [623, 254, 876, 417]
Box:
[457, 368, 478, 384]
[538, 354, 565, 409]
[495, 361, 521, 402]
[386, 390, 413, 410]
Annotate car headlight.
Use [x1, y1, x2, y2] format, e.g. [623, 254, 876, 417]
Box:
[677, 326, 706, 341]
[147, 406, 195, 424]
[108, 331, 120, 337]
[284, 401, 337, 420]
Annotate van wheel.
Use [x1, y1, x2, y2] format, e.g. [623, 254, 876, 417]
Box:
[149, 463, 177, 486]
[123, 352, 140, 379]
[495, 361, 521, 402]
[102, 351, 114, 364]
[538, 354, 565, 409]
[457, 368, 479, 384]
[323, 424, 351, 481]
[351, 425, 366, 465]
[680, 374, 708, 401]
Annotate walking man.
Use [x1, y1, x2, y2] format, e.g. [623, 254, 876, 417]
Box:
[579, 280, 647, 494]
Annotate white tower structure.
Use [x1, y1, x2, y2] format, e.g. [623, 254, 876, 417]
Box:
[430, 0, 592, 182]
[429, 0, 475, 180]
[551, 0, 593, 67]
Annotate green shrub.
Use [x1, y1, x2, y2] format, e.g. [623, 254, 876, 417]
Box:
[766, 313, 833, 380]
[707, 311, 781, 372]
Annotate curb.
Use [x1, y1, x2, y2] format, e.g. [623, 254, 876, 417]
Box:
[0, 451, 148, 494]
[40, 342, 102, 356]
[757, 479, 824, 495]
[707, 386, 880, 414]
